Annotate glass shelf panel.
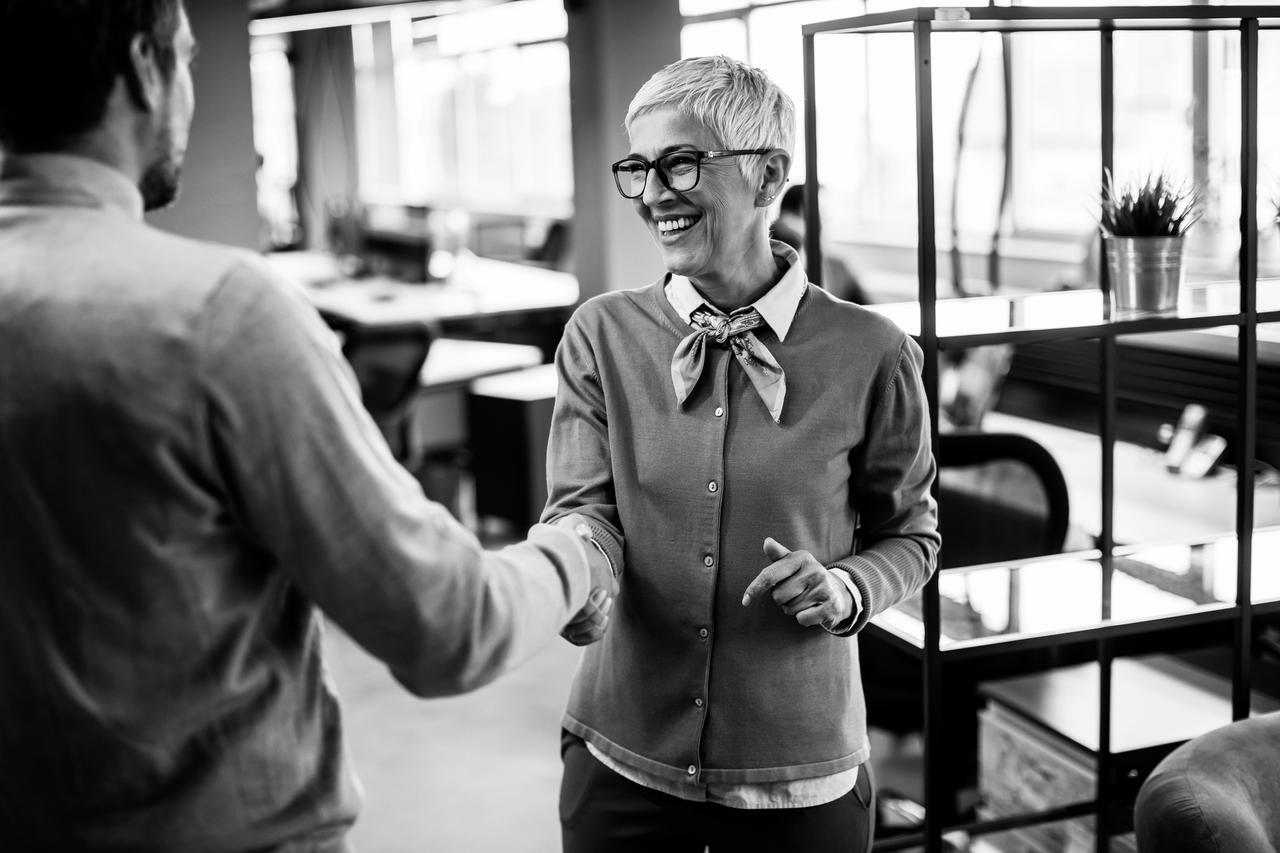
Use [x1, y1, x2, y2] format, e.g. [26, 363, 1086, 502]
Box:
[1161, 526, 1280, 605]
[866, 276, 1280, 343]
[873, 526, 1280, 652]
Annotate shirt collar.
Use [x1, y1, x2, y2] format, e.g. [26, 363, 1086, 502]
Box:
[664, 240, 807, 342]
[0, 153, 145, 221]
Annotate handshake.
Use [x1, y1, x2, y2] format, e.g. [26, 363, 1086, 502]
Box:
[561, 515, 619, 647]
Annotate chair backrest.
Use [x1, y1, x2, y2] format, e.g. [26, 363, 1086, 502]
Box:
[937, 430, 1070, 569]
[1135, 712, 1280, 852]
[339, 322, 433, 419]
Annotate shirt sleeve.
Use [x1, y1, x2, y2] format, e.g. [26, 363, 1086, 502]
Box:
[539, 305, 625, 576]
[830, 335, 940, 635]
[194, 259, 597, 698]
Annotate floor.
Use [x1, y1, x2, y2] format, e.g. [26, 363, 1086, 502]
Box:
[325, 621, 582, 853]
[324, 616, 932, 853]
[323, 495, 929, 852]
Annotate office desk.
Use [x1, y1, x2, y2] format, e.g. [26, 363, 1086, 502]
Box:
[270, 252, 570, 460]
[982, 411, 1280, 545]
[296, 254, 579, 329]
[410, 339, 543, 456]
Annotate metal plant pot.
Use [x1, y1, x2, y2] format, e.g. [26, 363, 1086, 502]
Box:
[1103, 235, 1184, 317]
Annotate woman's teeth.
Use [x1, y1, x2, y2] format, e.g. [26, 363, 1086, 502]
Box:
[658, 216, 698, 234]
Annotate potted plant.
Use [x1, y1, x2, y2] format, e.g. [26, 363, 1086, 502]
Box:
[1099, 171, 1201, 317]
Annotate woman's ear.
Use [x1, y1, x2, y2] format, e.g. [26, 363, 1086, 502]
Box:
[756, 149, 792, 207]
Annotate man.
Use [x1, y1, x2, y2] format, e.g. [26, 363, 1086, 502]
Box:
[0, 2, 617, 850]
[772, 182, 871, 305]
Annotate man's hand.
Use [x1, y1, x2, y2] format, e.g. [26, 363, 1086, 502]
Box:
[742, 537, 853, 630]
[561, 587, 614, 646]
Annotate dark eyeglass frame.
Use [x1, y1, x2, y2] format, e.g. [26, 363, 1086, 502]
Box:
[610, 149, 776, 199]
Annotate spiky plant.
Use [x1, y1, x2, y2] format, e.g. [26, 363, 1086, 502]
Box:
[1100, 171, 1201, 238]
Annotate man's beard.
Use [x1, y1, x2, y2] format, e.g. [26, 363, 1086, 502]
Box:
[140, 121, 184, 212]
[140, 154, 182, 212]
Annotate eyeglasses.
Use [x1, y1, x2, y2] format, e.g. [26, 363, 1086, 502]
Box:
[611, 149, 775, 199]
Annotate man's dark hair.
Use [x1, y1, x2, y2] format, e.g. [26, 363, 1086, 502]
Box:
[0, 0, 183, 153]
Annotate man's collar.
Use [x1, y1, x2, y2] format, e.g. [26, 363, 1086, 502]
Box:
[665, 241, 806, 342]
[0, 153, 144, 221]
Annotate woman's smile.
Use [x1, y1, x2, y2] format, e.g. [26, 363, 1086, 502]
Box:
[655, 213, 703, 240]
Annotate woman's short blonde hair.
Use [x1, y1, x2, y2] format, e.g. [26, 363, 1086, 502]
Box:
[625, 55, 795, 186]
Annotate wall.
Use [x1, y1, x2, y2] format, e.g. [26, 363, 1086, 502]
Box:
[148, 0, 260, 249]
[566, 0, 681, 299]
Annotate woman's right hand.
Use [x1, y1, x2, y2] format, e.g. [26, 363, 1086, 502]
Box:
[561, 587, 614, 646]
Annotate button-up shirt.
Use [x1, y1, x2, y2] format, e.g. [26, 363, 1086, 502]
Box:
[0, 154, 600, 851]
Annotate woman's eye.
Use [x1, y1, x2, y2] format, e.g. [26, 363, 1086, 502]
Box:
[664, 154, 699, 174]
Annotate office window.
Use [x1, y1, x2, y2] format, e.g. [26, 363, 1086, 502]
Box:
[685, 0, 1280, 288]
[682, 0, 865, 188]
[449, 41, 573, 214]
[682, 19, 748, 61]
[249, 32, 302, 249]
[352, 19, 405, 201]
[347, 0, 572, 215]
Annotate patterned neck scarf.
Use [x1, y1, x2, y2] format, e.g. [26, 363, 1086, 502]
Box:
[670, 306, 787, 424]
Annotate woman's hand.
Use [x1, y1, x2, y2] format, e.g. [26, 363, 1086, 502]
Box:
[742, 538, 854, 630]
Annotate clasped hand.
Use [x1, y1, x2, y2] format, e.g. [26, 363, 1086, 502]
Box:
[742, 537, 854, 630]
[561, 518, 618, 646]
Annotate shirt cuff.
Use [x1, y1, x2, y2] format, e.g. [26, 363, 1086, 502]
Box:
[823, 567, 863, 636]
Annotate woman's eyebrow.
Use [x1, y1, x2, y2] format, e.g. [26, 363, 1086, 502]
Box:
[625, 144, 699, 159]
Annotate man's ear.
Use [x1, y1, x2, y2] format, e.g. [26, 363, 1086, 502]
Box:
[123, 33, 164, 113]
[757, 150, 792, 207]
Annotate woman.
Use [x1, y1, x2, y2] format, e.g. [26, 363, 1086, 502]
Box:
[544, 55, 939, 853]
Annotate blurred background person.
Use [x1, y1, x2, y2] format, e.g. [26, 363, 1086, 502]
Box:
[772, 181, 870, 305]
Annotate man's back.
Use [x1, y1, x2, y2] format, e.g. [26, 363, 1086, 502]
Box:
[0, 3, 613, 848]
[0, 154, 609, 852]
[0, 154, 366, 850]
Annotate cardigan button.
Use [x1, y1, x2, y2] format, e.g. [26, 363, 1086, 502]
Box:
[703, 555, 714, 568]
[707, 481, 718, 493]
[698, 627, 709, 639]
[687, 765, 697, 776]
[695, 697, 704, 708]
[714, 406, 724, 417]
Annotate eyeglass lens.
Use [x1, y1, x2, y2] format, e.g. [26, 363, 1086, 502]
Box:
[615, 152, 703, 198]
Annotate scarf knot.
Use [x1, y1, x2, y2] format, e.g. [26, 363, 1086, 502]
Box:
[670, 306, 787, 424]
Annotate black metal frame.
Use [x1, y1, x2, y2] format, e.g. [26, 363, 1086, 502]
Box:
[801, 6, 1278, 852]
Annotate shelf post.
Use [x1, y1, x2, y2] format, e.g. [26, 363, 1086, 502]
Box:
[1095, 22, 1116, 853]
[912, 15, 943, 853]
[801, 28, 823, 286]
[1233, 15, 1259, 722]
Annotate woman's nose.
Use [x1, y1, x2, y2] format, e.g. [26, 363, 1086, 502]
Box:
[640, 167, 671, 205]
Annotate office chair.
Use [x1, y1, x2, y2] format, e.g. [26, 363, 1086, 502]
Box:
[1135, 712, 1280, 852]
[338, 321, 433, 463]
[934, 430, 1071, 570]
[862, 430, 1071, 735]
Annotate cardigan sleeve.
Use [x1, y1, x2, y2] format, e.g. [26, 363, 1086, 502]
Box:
[830, 335, 940, 634]
[539, 305, 626, 577]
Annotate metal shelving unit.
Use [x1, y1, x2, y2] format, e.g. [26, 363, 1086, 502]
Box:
[801, 6, 1280, 852]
